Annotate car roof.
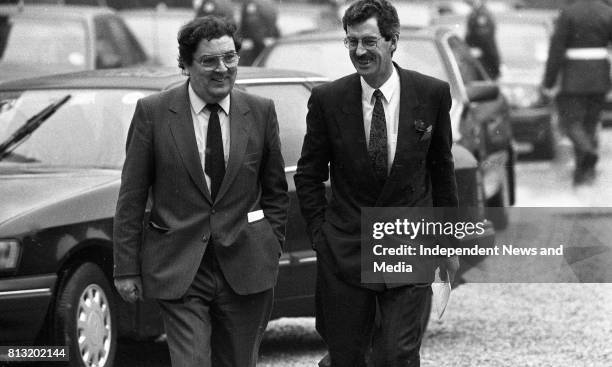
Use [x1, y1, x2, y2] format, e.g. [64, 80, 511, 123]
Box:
[437, 9, 558, 25]
[273, 26, 445, 44]
[0, 67, 329, 91]
[0, 4, 115, 19]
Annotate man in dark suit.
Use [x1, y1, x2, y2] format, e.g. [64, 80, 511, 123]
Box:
[542, 0, 612, 185]
[113, 16, 289, 367]
[294, 0, 459, 365]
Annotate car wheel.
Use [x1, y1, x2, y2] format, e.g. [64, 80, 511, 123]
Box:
[486, 164, 510, 230]
[55, 262, 117, 367]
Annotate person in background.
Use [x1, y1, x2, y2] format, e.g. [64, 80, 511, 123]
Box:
[465, 0, 501, 79]
[195, 0, 235, 20]
[541, 0, 612, 185]
[238, 0, 280, 65]
[113, 16, 289, 367]
[294, 0, 459, 365]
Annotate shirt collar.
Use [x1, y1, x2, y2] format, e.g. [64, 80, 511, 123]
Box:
[360, 65, 400, 105]
[188, 81, 231, 115]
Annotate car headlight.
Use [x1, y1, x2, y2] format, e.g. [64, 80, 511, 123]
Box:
[501, 84, 542, 109]
[0, 239, 21, 271]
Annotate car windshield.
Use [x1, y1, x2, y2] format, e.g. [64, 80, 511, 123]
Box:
[0, 16, 88, 71]
[0, 89, 154, 169]
[497, 22, 549, 71]
[263, 38, 448, 82]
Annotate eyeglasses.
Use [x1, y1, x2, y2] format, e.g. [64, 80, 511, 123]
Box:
[343, 36, 383, 51]
[196, 52, 240, 70]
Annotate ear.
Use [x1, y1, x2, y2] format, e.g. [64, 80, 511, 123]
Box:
[390, 35, 398, 52]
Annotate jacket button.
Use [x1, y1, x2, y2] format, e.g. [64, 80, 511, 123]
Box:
[211, 209, 216, 214]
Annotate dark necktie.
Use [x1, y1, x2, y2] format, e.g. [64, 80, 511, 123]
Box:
[368, 89, 388, 184]
[205, 103, 225, 200]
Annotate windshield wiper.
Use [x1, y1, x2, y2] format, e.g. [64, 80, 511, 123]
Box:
[0, 94, 71, 161]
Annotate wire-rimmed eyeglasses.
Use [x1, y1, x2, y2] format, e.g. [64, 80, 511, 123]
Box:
[196, 52, 240, 71]
[343, 36, 383, 51]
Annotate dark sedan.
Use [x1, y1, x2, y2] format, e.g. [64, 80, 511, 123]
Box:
[0, 66, 493, 367]
[254, 27, 516, 228]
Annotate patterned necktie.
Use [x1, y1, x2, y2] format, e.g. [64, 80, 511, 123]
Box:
[368, 89, 388, 184]
[205, 103, 225, 200]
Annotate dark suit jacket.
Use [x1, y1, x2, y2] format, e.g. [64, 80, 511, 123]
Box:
[294, 65, 458, 287]
[113, 81, 289, 299]
[543, 0, 612, 94]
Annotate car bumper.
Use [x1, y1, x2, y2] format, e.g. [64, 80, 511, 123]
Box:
[0, 274, 57, 343]
[509, 106, 552, 154]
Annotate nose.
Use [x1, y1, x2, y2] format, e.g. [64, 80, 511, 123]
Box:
[214, 60, 228, 72]
[355, 43, 368, 57]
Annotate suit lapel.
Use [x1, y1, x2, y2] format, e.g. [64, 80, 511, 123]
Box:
[167, 81, 213, 203]
[214, 90, 251, 203]
[336, 74, 383, 191]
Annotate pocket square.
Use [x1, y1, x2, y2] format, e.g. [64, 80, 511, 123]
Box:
[419, 126, 433, 141]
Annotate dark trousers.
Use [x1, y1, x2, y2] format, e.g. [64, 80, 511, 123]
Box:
[158, 246, 273, 367]
[557, 94, 605, 176]
[315, 255, 431, 367]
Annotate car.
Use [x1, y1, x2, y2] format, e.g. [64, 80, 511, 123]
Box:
[436, 10, 559, 160]
[0, 4, 149, 83]
[253, 26, 516, 228]
[0, 65, 493, 367]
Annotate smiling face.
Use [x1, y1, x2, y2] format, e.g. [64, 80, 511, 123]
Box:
[347, 17, 396, 88]
[185, 35, 237, 103]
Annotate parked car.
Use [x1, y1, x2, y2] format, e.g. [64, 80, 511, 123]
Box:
[0, 65, 493, 367]
[0, 4, 149, 83]
[436, 10, 559, 159]
[254, 27, 516, 228]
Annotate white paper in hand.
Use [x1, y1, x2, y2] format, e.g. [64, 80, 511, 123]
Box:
[431, 268, 451, 319]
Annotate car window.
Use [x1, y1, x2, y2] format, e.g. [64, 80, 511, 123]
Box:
[122, 14, 188, 67]
[94, 15, 147, 68]
[0, 89, 154, 168]
[447, 35, 488, 83]
[0, 16, 87, 70]
[394, 39, 449, 82]
[263, 40, 354, 80]
[240, 83, 311, 167]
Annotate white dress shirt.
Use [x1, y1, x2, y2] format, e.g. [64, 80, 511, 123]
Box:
[361, 66, 401, 173]
[188, 83, 231, 191]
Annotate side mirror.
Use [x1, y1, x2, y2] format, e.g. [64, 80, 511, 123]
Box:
[466, 82, 499, 102]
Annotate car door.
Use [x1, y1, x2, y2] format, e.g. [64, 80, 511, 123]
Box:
[240, 80, 319, 317]
[447, 35, 511, 157]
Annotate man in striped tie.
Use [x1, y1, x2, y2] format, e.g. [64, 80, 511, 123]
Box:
[294, 0, 459, 365]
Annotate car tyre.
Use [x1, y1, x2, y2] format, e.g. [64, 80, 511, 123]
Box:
[55, 262, 117, 367]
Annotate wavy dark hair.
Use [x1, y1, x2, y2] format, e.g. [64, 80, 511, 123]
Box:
[177, 15, 242, 71]
[341, 0, 400, 41]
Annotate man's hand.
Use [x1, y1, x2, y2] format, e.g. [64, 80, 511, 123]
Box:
[438, 255, 460, 284]
[114, 276, 143, 303]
